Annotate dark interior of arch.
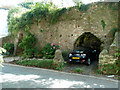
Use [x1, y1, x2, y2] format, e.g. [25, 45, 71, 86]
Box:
[74, 32, 102, 54]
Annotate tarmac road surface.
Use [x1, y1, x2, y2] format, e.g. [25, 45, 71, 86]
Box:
[0, 63, 119, 88]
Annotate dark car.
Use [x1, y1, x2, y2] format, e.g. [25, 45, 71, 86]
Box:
[68, 47, 98, 65]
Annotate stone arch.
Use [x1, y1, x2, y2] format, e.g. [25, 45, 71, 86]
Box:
[74, 32, 102, 62]
[74, 32, 102, 51]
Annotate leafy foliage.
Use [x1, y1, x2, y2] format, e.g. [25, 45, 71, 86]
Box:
[101, 20, 106, 30]
[16, 59, 55, 69]
[42, 43, 59, 59]
[99, 48, 120, 75]
[108, 2, 118, 10]
[19, 32, 40, 58]
[49, 8, 67, 24]
[8, 2, 67, 34]
[56, 62, 66, 70]
[7, 8, 20, 23]
[75, 68, 83, 73]
[77, 4, 90, 12]
[18, 2, 34, 9]
[3, 43, 14, 55]
[99, 61, 120, 75]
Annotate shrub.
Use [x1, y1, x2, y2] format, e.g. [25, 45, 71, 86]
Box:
[3, 43, 14, 55]
[19, 32, 40, 58]
[16, 59, 55, 69]
[42, 43, 59, 59]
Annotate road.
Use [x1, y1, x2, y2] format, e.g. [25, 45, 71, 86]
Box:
[63, 60, 98, 75]
[0, 63, 119, 88]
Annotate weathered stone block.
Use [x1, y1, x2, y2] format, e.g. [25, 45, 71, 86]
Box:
[53, 49, 65, 67]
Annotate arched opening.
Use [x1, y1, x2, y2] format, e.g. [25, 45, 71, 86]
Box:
[74, 32, 102, 63]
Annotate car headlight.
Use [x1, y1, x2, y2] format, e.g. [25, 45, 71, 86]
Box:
[69, 53, 72, 57]
[81, 54, 86, 58]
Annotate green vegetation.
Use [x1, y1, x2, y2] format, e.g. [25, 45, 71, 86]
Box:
[99, 60, 120, 75]
[114, 52, 120, 58]
[7, 3, 66, 34]
[40, 29, 43, 32]
[18, 2, 34, 9]
[42, 43, 59, 59]
[16, 59, 66, 70]
[72, 0, 90, 12]
[60, 34, 62, 37]
[18, 32, 40, 58]
[101, 20, 106, 30]
[3, 43, 14, 55]
[108, 2, 118, 10]
[7, 2, 92, 35]
[18, 33, 59, 59]
[56, 62, 66, 70]
[98, 48, 120, 76]
[74, 68, 83, 73]
[97, 69, 102, 74]
[49, 8, 67, 24]
[7, 7, 20, 22]
[16, 59, 55, 69]
[77, 4, 90, 12]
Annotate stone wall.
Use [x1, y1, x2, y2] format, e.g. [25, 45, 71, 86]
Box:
[29, 2, 118, 52]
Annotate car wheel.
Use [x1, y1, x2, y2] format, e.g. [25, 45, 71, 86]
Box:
[87, 58, 91, 66]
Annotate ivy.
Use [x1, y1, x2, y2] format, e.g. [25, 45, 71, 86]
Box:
[101, 20, 106, 30]
[7, 7, 20, 23]
[8, 2, 66, 34]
